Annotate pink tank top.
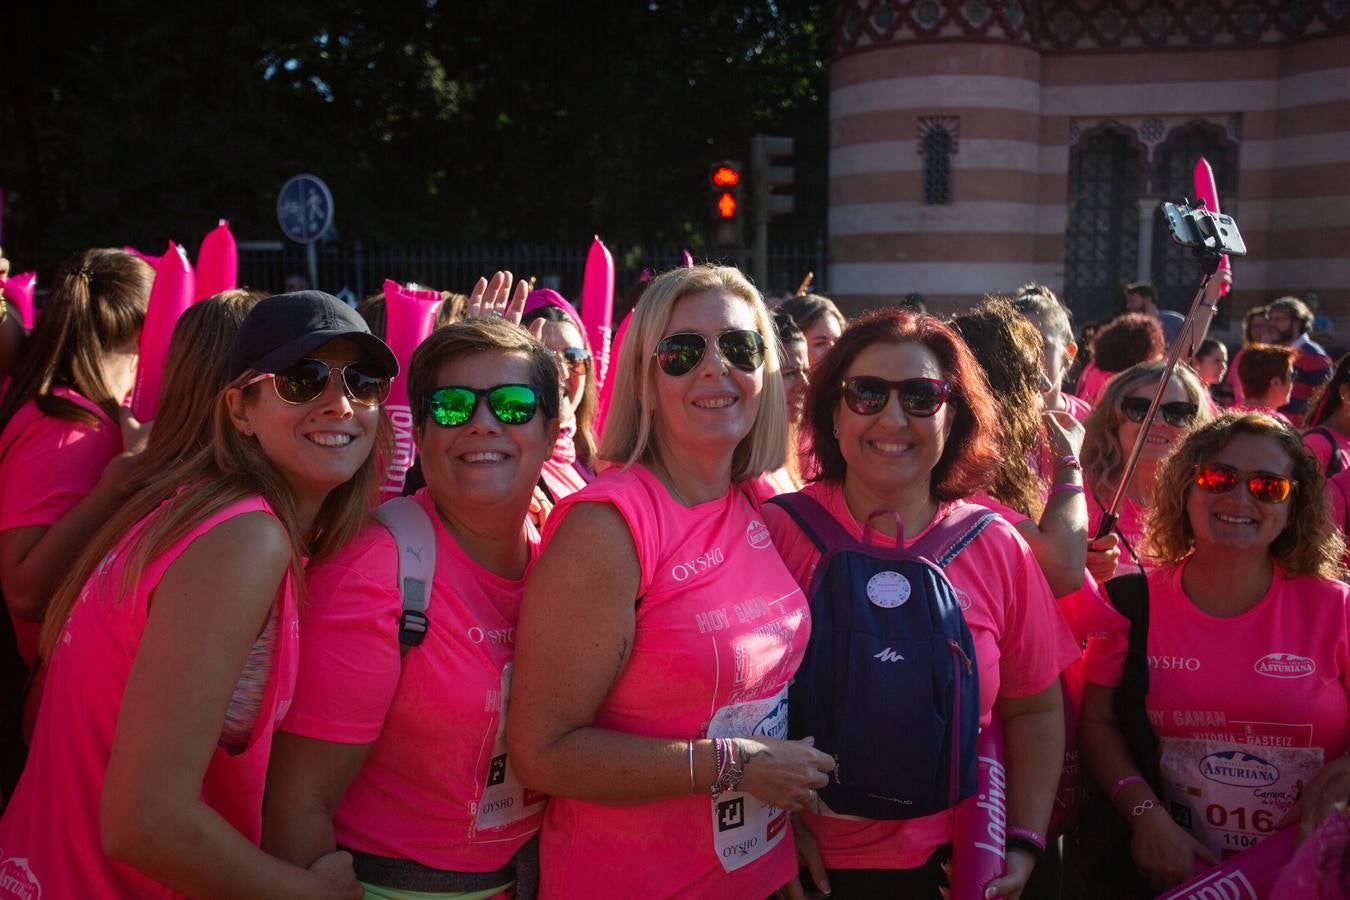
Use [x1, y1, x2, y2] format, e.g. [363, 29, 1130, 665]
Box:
[536, 464, 811, 899]
[0, 496, 300, 900]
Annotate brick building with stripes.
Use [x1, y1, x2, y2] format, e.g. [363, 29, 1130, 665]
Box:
[827, 0, 1350, 340]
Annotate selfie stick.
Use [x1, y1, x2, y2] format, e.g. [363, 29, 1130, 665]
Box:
[1093, 242, 1223, 540]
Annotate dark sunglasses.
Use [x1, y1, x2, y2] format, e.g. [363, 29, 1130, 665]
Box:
[1193, 462, 1296, 505]
[654, 330, 766, 377]
[426, 384, 540, 427]
[555, 346, 591, 374]
[244, 359, 391, 407]
[1120, 396, 1199, 428]
[841, 376, 951, 418]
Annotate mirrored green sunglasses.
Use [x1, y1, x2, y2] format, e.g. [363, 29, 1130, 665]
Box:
[426, 384, 540, 427]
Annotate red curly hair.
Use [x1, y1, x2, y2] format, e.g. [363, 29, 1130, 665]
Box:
[805, 308, 1000, 500]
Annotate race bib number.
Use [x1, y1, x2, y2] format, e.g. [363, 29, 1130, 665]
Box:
[475, 663, 548, 832]
[707, 688, 791, 873]
[1159, 736, 1323, 860]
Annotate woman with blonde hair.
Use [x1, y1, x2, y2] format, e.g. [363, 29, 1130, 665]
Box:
[0, 291, 395, 897]
[1080, 412, 1350, 892]
[1081, 361, 1213, 573]
[508, 265, 833, 898]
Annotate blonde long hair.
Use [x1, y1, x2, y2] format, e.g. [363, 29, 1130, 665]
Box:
[597, 265, 786, 480]
[41, 374, 390, 656]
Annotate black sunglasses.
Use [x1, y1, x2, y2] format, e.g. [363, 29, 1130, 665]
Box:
[1120, 396, 1199, 428]
[244, 359, 392, 407]
[426, 384, 540, 427]
[841, 376, 951, 417]
[654, 330, 766, 377]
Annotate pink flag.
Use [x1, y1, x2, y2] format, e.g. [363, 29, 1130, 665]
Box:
[2, 271, 36, 329]
[951, 715, 1007, 900]
[194, 220, 238, 301]
[1192, 158, 1232, 297]
[379, 279, 443, 498]
[130, 243, 195, 420]
[681, 249, 694, 268]
[1157, 826, 1296, 899]
[580, 236, 615, 388]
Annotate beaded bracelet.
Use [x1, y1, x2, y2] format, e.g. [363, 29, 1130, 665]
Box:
[1110, 774, 1147, 801]
[710, 738, 745, 798]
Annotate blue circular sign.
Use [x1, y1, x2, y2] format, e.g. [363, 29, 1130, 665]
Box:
[276, 174, 334, 244]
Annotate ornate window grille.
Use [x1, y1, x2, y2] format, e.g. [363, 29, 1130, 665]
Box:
[1064, 126, 1145, 324]
[918, 117, 958, 205]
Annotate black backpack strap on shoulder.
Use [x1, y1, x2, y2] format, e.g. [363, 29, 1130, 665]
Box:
[910, 505, 998, 568]
[765, 492, 856, 555]
[373, 496, 437, 656]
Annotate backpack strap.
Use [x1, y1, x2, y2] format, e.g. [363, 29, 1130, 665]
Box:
[372, 496, 437, 656]
[765, 492, 856, 554]
[1307, 427, 1346, 476]
[909, 505, 998, 569]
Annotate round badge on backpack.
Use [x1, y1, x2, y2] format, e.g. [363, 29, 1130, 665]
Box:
[867, 570, 911, 609]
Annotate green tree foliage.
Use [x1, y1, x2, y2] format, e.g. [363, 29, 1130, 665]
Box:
[0, 0, 828, 271]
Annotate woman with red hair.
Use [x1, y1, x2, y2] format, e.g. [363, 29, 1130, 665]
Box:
[767, 308, 1079, 898]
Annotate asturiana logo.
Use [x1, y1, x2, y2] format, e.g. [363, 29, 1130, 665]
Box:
[1254, 652, 1315, 679]
[747, 520, 772, 549]
[0, 856, 42, 900]
[1199, 750, 1280, 788]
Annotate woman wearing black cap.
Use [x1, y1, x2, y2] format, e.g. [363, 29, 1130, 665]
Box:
[0, 291, 395, 898]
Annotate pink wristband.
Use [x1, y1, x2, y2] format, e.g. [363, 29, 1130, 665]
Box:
[1055, 454, 1081, 472]
[1049, 482, 1084, 497]
[1110, 774, 1147, 801]
[1006, 826, 1046, 852]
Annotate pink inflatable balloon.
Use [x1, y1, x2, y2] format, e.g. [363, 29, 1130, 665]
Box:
[1192, 158, 1232, 296]
[1157, 825, 1296, 899]
[379, 279, 443, 498]
[122, 245, 163, 269]
[194, 219, 238, 301]
[2, 271, 36, 329]
[593, 308, 632, 440]
[130, 243, 195, 421]
[580, 236, 615, 389]
[951, 715, 1007, 900]
[681, 249, 694, 269]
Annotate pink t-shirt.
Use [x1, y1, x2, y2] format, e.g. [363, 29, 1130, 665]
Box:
[1060, 392, 1092, 423]
[1232, 400, 1293, 427]
[1303, 426, 1350, 476]
[536, 464, 810, 899]
[1073, 362, 1111, 406]
[1087, 562, 1350, 862]
[1086, 480, 1148, 574]
[765, 481, 1079, 870]
[0, 496, 299, 899]
[540, 457, 589, 502]
[0, 388, 120, 671]
[282, 488, 543, 873]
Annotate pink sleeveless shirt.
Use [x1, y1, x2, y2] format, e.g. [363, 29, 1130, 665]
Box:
[535, 464, 811, 899]
[0, 496, 300, 900]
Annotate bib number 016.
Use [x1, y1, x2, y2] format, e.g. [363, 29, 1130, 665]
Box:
[1204, 803, 1276, 834]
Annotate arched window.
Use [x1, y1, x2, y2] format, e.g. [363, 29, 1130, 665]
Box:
[918, 118, 957, 205]
[1064, 125, 1146, 324]
[1151, 122, 1239, 322]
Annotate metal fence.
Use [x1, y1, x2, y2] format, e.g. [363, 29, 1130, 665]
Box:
[237, 238, 827, 305]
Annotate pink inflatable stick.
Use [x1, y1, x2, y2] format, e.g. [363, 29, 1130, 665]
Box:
[593, 308, 633, 440]
[1192, 158, 1232, 296]
[2, 271, 36, 329]
[379, 278, 443, 498]
[580, 236, 615, 389]
[122, 245, 163, 269]
[681, 249, 694, 269]
[951, 715, 1008, 900]
[1157, 825, 1296, 899]
[130, 243, 195, 421]
[194, 219, 238, 301]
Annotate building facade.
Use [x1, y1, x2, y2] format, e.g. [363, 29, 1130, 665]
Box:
[828, 0, 1350, 338]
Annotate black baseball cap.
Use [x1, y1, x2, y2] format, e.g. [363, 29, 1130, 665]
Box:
[227, 290, 398, 380]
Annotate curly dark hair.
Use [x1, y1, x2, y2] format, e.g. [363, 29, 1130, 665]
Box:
[805, 307, 1000, 501]
[1091, 313, 1165, 373]
[950, 296, 1045, 518]
[1144, 411, 1345, 578]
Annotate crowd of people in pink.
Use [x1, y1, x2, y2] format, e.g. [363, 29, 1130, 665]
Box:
[0, 244, 1345, 899]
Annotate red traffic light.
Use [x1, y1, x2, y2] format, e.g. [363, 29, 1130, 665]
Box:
[716, 192, 738, 219]
[711, 165, 741, 188]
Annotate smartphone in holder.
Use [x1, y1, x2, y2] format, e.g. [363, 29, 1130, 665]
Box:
[1161, 200, 1247, 257]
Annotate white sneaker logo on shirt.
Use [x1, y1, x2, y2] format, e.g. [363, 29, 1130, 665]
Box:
[873, 647, 905, 663]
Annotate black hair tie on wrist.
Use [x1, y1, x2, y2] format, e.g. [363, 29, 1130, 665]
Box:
[1006, 835, 1046, 862]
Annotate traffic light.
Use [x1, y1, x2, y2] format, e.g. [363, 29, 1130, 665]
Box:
[709, 160, 743, 248]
